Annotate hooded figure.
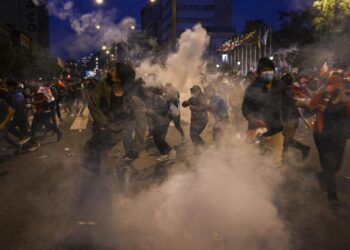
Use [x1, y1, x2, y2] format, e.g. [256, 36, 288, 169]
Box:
[87, 62, 147, 173]
[242, 58, 285, 167]
[182, 85, 208, 150]
[310, 76, 350, 202]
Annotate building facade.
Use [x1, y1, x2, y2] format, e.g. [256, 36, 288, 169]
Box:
[141, 0, 235, 63]
[0, 0, 49, 50]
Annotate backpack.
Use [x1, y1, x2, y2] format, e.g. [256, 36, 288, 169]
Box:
[169, 103, 180, 118]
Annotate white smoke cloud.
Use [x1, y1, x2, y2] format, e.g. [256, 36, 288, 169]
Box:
[138, 24, 210, 91]
[111, 139, 291, 250]
[33, 0, 135, 56]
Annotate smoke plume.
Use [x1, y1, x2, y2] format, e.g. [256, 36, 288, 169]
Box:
[111, 139, 291, 250]
[138, 24, 210, 91]
[33, 0, 136, 56]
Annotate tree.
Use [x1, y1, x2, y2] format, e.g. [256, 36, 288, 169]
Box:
[313, 0, 350, 34]
[274, 10, 316, 48]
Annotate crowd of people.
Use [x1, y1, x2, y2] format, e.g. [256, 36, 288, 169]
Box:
[1, 57, 350, 205]
[84, 59, 350, 205]
[0, 77, 87, 160]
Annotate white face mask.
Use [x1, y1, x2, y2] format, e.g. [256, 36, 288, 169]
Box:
[261, 71, 274, 82]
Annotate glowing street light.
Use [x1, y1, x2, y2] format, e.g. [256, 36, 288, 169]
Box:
[150, 0, 157, 3]
[102, 45, 107, 50]
[96, 25, 101, 30]
[131, 25, 135, 30]
[269, 56, 274, 61]
[95, 0, 104, 5]
[237, 61, 241, 66]
[106, 50, 110, 54]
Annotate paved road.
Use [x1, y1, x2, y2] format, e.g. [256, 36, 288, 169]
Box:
[1, 109, 350, 250]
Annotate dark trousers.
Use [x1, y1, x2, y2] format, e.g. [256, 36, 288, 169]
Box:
[56, 100, 62, 120]
[314, 132, 347, 200]
[153, 124, 171, 155]
[30, 112, 60, 143]
[8, 118, 30, 138]
[171, 116, 185, 137]
[85, 126, 122, 173]
[213, 119, 228, 144]
[283, 118, 309, 154]
[190, 119, 208, 146]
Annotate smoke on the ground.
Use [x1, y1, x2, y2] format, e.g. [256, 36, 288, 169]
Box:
[111, 138, 291, 250]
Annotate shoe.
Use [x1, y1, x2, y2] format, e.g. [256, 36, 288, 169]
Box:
[56, 131, 63, 142]
[157, 154, 169, 162]
[168, 149, 177, 160]
[301, 146, 310, 161]
[18, 136, 31, 145]
[28, 143, 40, 152]
[181, 137, 189, 144]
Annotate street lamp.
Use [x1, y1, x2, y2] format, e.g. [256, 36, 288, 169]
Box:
[95, 0, 104, 5]
[131, 25, 135, 30]
[102, 45, 107, 50]
[96, 25, 101, 30]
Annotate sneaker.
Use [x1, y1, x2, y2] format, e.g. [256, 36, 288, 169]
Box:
[18, 136, 31, 145]
[168, 149, 177, 160]
[181, 137, 189, 144]
[28, 143, 40, 152]
[57, 131, 63, 142]
[157, 154, 169, 162]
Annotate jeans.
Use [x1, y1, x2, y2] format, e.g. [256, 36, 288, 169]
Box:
[171, 115, 185, 137]
[8, 118, 30, 138]
[152, 124, 171, 155]
[190, 119, 208, 146]
[30, 112, 60, 143]
[314, 132, 346, 200]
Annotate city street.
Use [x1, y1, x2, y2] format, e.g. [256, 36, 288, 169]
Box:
[1, 109, 350, 250]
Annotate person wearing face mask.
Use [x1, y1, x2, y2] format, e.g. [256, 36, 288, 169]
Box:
[310, 76, 350, 204]
[182, 85, 208, 152]
[86, 62, 147, 174]
[242, 57, 285, 167]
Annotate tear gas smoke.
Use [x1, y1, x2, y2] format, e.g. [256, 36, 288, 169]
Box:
[112, 139, 291, 250]
[138, 24, 210, 91]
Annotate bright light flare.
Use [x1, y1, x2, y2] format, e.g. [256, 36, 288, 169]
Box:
[95, 0, 104, 5]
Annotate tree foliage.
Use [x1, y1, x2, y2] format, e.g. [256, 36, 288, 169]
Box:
[313, 0, 350, 34]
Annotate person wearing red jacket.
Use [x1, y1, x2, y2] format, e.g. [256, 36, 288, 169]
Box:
[310, 76, 350, 203]
[26, 86, 63, 151]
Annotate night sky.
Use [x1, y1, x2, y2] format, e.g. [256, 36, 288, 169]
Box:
[49, 0, 313, 59]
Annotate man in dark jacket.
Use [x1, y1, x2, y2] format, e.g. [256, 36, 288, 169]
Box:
[242, 58, 285, 167]
[182, 85, 208, 151]
[87, 62, 147, 173]
[148, 86, 175, 162]
[5, 80, 30, 144]
[164, 82, 186, 143]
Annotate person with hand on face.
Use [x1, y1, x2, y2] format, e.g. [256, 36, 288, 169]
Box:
[87, 62, 147, 174]
[182, 85, 208, 153]
[242, 57, 285, 167]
